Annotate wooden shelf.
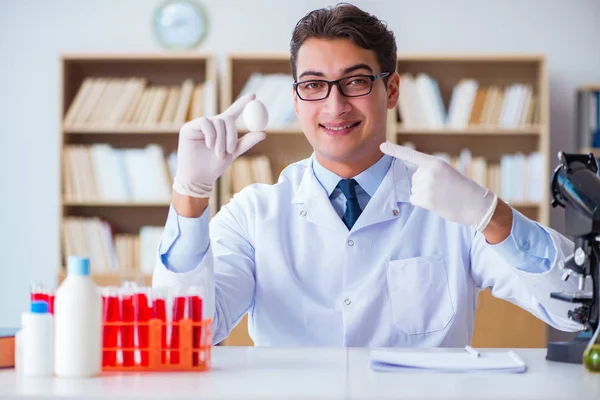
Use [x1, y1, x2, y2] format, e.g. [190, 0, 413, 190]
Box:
[58, 271, 152, 286]
[396, 126, 542, 135]
[394, 53, 550, 350]
[59, 52, 218, 297]
[219, 53, 309, 211]
[66, 126, 305, 136]
[395, 53, 545, 62]
[577, 84, 600, 92]
[61, 52, 214, 61]
[242, 127, 304, 135]
[581, 148, 600, 157]
[64, 125, 180, 134]
[265, 127, 303, 135]
[226, 51, 290, 61]
[64, 201, 170, 207]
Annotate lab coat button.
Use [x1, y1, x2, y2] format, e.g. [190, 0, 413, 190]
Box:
[522, 241, 530, 251]
[344, 298, 351, 306]
[347, 239, 354, 247]
[392, 209, 399, 216]
[300, 210, 307, 217]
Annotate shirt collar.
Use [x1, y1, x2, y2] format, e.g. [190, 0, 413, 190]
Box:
[312, 154, 393, 197]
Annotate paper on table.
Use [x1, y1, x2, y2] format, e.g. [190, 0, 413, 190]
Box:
[370, 349, 527, 373]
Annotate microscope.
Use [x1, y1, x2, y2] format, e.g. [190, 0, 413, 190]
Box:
[546, 152, 600, 363]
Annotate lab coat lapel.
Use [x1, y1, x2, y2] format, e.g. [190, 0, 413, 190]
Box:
[292, 157, 349, 235]
[351, 158, 412, 232]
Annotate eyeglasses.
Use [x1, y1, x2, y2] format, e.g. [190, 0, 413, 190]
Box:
[293, 72, 391, 101]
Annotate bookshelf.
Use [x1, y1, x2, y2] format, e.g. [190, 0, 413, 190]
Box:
[218, 52, 308, 207]
[391, 54, 550, 348]
[59, 53, 218, 287]
[218, 53, 310, 345]
[218, 52, 551, 348]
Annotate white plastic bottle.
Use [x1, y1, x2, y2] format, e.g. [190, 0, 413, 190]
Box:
[54, 256, 102, 378]
[22, 300, 53, 377]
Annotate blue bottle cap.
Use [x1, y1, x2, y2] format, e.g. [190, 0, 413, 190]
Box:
[67, 256, 90, 276]
[31, 300, 48, 314]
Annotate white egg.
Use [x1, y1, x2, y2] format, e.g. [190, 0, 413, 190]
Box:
[243, 99, 269, 132]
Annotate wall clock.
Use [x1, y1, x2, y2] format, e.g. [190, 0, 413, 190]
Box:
[153, 0, 208, 49]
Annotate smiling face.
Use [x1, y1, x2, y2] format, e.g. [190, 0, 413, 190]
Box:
[293, 37, 399, 177]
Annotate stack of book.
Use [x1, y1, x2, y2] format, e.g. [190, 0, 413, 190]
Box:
[435, 149, 543, 203]
[230, 155, 274, 193]
[62, 217, 164, 276]
[63, 77, 215, 129]
[402, 143, 544, 203]
[63, 144, 175, 203]
[220, 155, 274, 204]
[0, 328, 17, 369]
[398, 73, 538, 129]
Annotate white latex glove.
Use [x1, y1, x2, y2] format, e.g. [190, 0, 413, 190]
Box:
[380, 141, 498, 231]
[173, 94, 266, 198]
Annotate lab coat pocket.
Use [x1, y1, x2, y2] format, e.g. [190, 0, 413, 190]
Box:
[387, 254, 455, 335]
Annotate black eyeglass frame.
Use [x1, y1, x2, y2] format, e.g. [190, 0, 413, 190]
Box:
[293, 72, 391, 101]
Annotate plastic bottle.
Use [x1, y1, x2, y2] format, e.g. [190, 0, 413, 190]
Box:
[22, 300, 53, 377]
[54, 256, 102, 377]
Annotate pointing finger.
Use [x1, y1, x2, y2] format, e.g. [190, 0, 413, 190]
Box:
[380, 141, 434, 167]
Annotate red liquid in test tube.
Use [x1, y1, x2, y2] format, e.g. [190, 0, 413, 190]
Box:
[102, 287, 120, 367]
[120, 286, 135, 367]
[188, 286, 203, 366]
[30, 284, 55, 314]
[152, 288, 167, 365]
[134, 288, 151, 367]
[30, 283, 48, 304]
[170, 294, 187, 365]
[47, 289, 55, 315]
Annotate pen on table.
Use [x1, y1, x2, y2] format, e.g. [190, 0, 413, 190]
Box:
[464, 345, 480, 358]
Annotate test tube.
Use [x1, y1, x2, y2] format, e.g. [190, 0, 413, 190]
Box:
[134, 286, 152, 367]
[119, 283, 136, 367]
[30, 283, 48, 304]
[46, 288, 55, 315]
[101, 287, 120, 367]
[188, 286, 203, 366]
[152, 287, 168, 365]
[170, 286, 188, 365]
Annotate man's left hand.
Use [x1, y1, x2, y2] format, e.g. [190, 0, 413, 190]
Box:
[380, 141, 498, 231]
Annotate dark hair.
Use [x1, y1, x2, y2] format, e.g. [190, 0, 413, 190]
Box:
[290, 3, 397, 82]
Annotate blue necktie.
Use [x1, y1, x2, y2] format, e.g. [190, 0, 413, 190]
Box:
[337, 179, 363, 230]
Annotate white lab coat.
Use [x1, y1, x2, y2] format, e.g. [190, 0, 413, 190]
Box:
[153, 156, 582, 346]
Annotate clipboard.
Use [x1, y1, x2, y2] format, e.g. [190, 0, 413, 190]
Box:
[370, 348, 527, 373]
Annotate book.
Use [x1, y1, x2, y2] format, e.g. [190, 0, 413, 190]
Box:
[0, 328, 18, 369]
[370, 348, 527, 373]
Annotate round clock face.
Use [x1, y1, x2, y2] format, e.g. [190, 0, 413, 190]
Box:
[153, 0, 207, 49]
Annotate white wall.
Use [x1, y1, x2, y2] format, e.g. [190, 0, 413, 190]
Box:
[0, 0, 599, 326]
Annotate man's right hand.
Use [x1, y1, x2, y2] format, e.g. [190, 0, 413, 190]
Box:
[172, 93, 266, 209]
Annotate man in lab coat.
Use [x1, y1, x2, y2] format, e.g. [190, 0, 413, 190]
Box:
[154, 3, 582, 346]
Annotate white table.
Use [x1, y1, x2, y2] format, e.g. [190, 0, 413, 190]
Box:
[0, 347, 598, 399]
